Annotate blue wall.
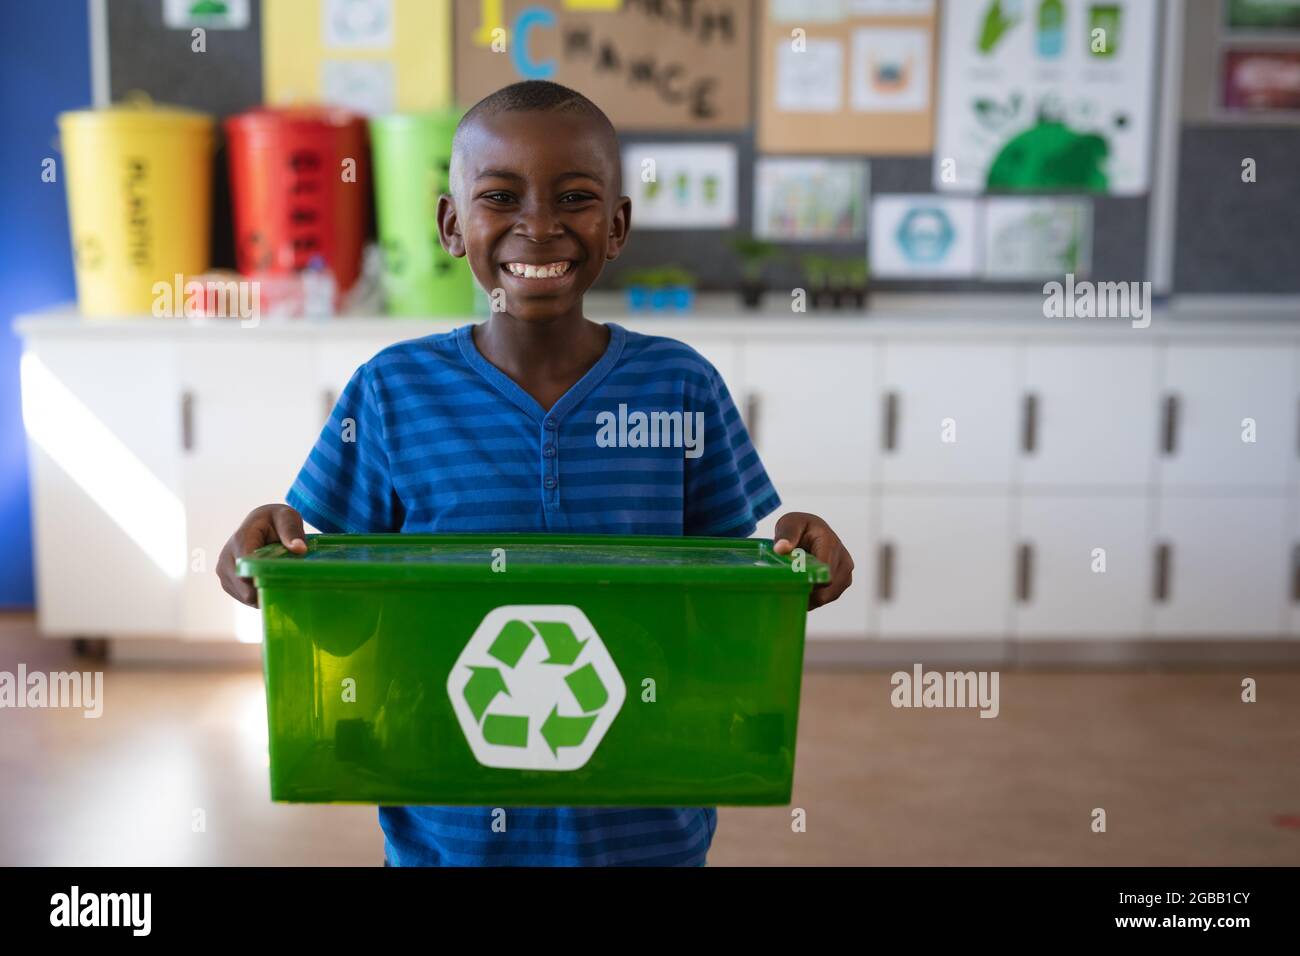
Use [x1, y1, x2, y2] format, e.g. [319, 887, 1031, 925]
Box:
[0, 2, 90, 606]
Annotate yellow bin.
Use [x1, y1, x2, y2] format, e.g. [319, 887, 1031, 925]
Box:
[58, 101, 215, 317]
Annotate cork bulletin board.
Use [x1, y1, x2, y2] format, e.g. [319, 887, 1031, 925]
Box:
[101, 0, 1271, 293]
[453, 0, 753, 130]
[757, 0, 937, 155]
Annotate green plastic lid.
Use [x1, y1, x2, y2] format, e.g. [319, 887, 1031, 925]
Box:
[368, 110, 462, 135]
[238, 533, 829, 588]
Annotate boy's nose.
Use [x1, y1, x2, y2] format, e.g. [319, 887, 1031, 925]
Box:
[514, 204, 564, 241]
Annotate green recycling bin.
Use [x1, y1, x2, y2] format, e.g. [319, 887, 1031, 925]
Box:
[238, 533, 829, 806]
[369, 112, 475, 316]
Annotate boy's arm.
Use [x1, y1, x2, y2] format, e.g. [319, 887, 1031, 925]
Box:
[772, 512, 854, 610]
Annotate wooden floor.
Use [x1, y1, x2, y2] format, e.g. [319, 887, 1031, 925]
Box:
[2, 613, 1298, 866]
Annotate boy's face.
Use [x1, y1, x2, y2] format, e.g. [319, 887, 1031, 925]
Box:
[439, 110, 631, 323]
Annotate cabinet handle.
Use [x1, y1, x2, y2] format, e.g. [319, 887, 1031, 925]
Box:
[181, 390, 195, 452]
[1161, 394, 1180, 455]
[1016, 542, 1034, 603]
[323, 389, 337, 423]
[877, 542, 895, 602]
[1022, 393, 1039, 454]
[1154, 542, 1172, 602]
[744, 393, 761, 447]
[882, 391, 899, 452]
[1292, 543, 1300, 603]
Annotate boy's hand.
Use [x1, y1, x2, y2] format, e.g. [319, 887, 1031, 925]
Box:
[772, 512, 854, 610]
[216, 504, 308, 608]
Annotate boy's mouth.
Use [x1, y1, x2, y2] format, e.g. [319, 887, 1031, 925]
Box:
[501, 260, 574, 280]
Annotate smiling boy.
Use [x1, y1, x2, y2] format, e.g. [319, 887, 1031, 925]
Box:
[217, 80, 853, 866]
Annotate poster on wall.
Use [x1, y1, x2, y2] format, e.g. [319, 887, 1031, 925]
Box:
[454, 1, 752, 130]
[1226, 0, 1300, 29]
[850, 0, 934, 14]
[1221, 49, 1300, 112]
[870, 195, 980, 278]
[621, 143, 738, 229]
[163, 0, 250, 29]
[982, 198, 1092, 280]
[934, 0, 1158, 195]
[775, 38, 845, 112]
[758, 0, 936, 153]
[753, 159, 869, 241]
[850, 26, 932, 112]
[769, 0, 847, 20]
[263, 0, 451, 114]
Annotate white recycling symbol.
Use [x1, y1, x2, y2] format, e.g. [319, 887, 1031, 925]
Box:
[447, 605, 626, 771]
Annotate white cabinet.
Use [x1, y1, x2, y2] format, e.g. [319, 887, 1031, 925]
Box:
[876, 495, 1014, 638]
[1014, 496, 1150, 637]
[757, 492, 871, 640]
[177, 339, 320, 639]
[879, 343, 1019, 487]
[19, 310, 1300, 649]
[1158, 345, 1298, 491]
[23, 338, 184, 636]
[742, 342, 875, 488]
[1020, 344, 1158, 488]
[1152, 496, 1291, 637]
[24, 332, 330, 642]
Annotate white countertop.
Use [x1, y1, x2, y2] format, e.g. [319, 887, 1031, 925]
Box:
[15, 292, 1300, 341]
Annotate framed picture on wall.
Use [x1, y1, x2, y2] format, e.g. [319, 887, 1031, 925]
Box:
[1225, 0, 1300, 30]
[753, 158, 870, 241]
[1220, 49, 1300, 113]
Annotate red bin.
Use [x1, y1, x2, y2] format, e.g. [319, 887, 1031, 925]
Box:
[224, 107, 370, 295]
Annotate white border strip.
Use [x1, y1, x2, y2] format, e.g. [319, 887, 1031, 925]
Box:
[89, 0, 109, 106]
[1147, 0, 1186, 296]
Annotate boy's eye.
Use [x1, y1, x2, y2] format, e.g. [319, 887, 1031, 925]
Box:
[481, 191, 516, 204]
[559, 192, 596, 204]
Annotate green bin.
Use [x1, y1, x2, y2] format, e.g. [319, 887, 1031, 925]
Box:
[368, 112, 476, 316]
[238, 533, 828, 806]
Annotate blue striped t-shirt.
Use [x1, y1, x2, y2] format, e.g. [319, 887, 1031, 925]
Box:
[286, 321, 780, 866]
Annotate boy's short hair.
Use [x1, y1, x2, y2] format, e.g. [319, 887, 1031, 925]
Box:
[451, 80, 621, 194]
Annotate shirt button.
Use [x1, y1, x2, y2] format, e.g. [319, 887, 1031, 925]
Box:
[544, 418, 557, 430]
[544, 477, 557, 489]
[543, 445, 556, 458]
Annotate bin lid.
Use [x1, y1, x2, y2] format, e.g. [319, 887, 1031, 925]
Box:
[238, 533, 830, 588]
[367, 110, 462, 136]
[225, 105, 366, 134]
[58, 98, 214, 133]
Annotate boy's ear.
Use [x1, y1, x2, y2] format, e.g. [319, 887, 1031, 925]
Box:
[604, 196, 632, 261]
[436, 194, 466, 258]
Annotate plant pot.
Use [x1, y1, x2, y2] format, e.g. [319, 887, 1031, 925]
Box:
[662, 285, 694, 312]
[740, 281, 764, 309]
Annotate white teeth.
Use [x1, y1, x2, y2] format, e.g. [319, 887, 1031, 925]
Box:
[506, 261, 570, 279]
